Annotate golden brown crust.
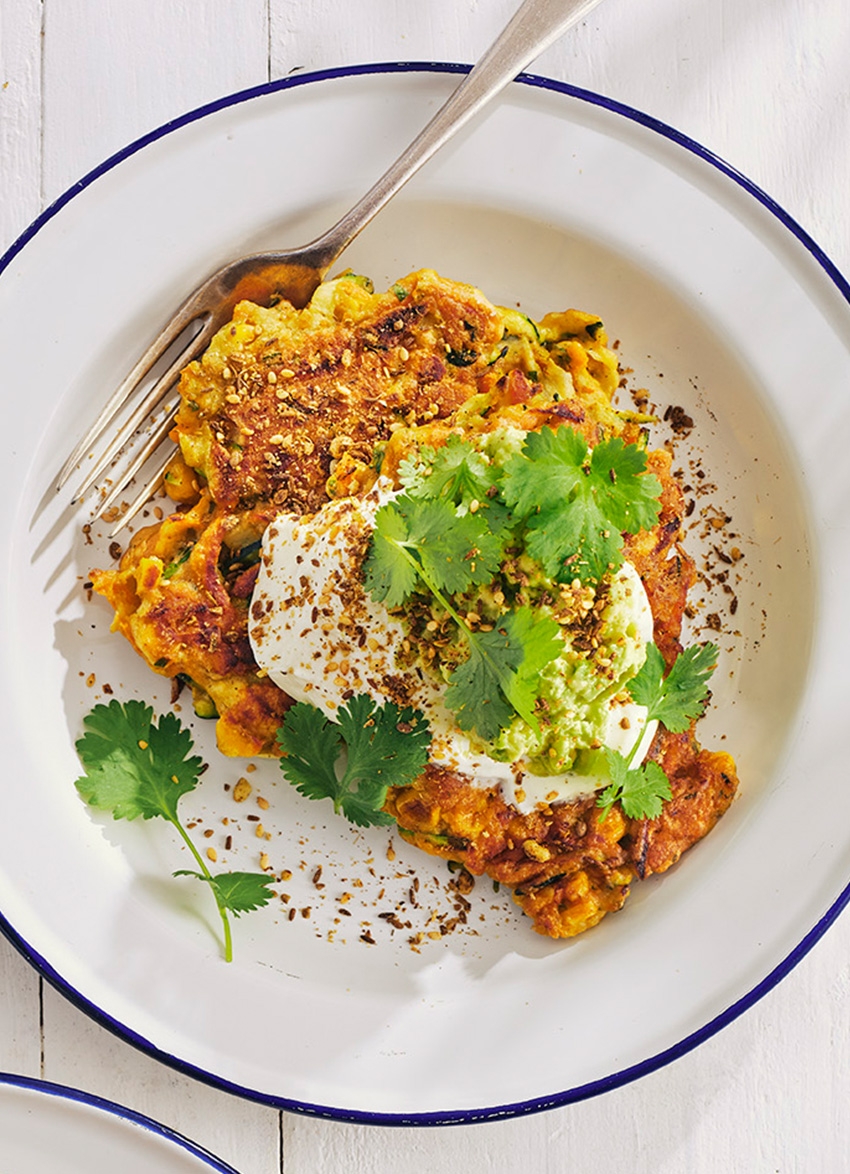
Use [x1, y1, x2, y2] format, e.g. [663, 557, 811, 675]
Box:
[623, 449, 695, 668]
[91, 495, 290, 756]
[386, 766, 634, 938]
[171, 270, 506, 511]
[624, 729, 738, 878]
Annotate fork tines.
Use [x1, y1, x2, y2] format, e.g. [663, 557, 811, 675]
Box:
[59, 310, 217, 531]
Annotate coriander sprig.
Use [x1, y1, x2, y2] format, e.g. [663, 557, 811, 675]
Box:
[597, 641, 718, 820]
[501, 427, 663, 582]
[365, 494, 503, 608]
[443, 606, 564, 741]
[365, 492, 562, 739]
[276, 694, 430, 826]
[399, 433, 501, 514]
[628, 641, 719, 731]
[75, 700, 276, 961]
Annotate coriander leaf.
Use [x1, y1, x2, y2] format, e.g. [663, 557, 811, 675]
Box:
[364, 495, 502, 606]
[502, 425, 586, 516]
[588, 437, 663, 533]
[628, 641, 718, 732]
[273, 701, 343, 804]
[621, 759, 672, 820]
[75, 699, 202, 822]
[444, 639, 516, 742]
[522, 487, 623, 583]
[501, 427, 662, 582]
[445, 607, 563, 741]
[336, 693, 430, 791]
[277, 695, 430, 828]
[597, 750, 671, 821]
[404, 499, 501, 595]
[337, 790, 397, 829]
[364, 500, 419, 607]
[174, 870, 277, 916]
[402, 434, 500, 514]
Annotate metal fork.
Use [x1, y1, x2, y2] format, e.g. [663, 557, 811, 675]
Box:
[58, 0, 603, 533]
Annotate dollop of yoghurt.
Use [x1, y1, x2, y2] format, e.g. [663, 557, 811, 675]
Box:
[249, 483, 656, 814]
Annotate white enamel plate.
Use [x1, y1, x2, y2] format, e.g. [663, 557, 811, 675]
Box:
[1, 65, 848, 1123]
[0, 1075, 239, 1173]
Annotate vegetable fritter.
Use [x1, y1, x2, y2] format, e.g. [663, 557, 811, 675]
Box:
[91, 269, 738, 937]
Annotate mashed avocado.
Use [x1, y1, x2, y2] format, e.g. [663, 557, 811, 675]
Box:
[483, 563, 653, 773]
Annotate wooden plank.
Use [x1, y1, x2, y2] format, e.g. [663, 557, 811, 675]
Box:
[269, 0, 518, 75]
[0, 4, 45, 1089]
[0, 935, 42, 1077]
[0, 0, 42, 249]
[40, 0, 269, 203]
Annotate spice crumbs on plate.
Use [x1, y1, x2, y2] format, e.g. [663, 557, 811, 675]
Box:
[232, 777, 252, 802]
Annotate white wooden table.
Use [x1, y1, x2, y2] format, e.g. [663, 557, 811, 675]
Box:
[2, 1, 849, 1169]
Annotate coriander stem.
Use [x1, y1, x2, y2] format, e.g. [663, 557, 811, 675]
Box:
[392, 539, 470, 635]
[171, 816, 233, 963]
[621, 729, 644, 774]
[392, 538, 541, 731]
[596, 704, 652, 823]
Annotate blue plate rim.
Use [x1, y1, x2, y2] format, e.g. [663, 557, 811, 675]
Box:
[1, 59, 849, 1127]
[0, 1071, 242, 1170]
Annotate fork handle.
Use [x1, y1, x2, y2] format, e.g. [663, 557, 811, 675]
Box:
[300, 0, 605, 273]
